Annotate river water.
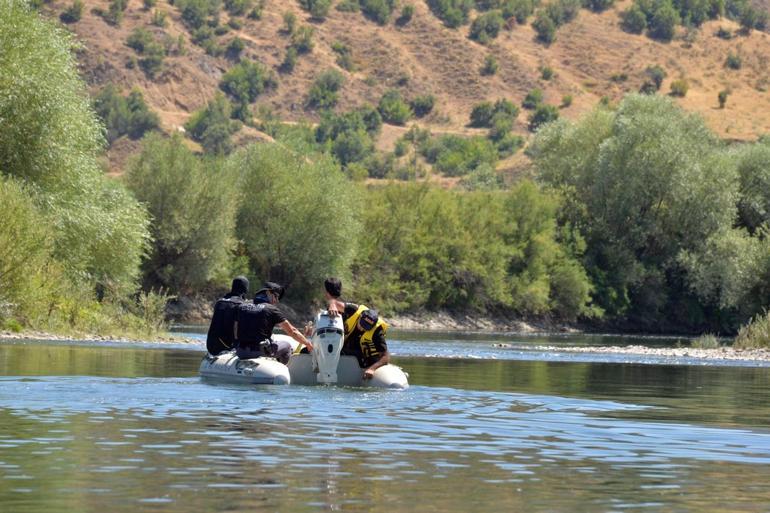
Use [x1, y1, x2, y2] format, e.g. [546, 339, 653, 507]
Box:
[1, 330, 769, 512]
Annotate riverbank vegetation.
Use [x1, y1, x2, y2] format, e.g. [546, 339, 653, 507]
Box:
[1, 2, 769, 346]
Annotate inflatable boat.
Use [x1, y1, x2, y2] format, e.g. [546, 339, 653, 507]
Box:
[198, 310, 409, 389]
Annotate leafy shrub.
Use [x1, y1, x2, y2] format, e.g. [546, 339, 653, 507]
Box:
[427, 0, 474, 27]
[545, 0, 580, 25]
[337, 0, 361, 11]
[226, 37, 245, 60]
[584, 0, 614, 12]
[177, 0, 219, 30]
[640, 65, 667, 94]
[126, 27, 166, 78]
[469, 11, 504, 43]
[502, 0, 535, 23]
[725, 52, 741, 70]
[307, 69, 346, 109]
[219, 61, 277, 110]
[691, 333, 720, 348]
[332, 41, 355, 71]
[291, 25, 315, 53]
[481, 54, 499, 75]
[283, 11, 297, 34]
[522, 88, 544, 109]
[648, 1, 680, 41]
[185, 94, 241, 154]
[470, 99, 519, 127]
[396, 4, 415, 25]
[420, 135, 498, 176]
[718, 89, 729, 108]
[530, 94, 741, 326]
[669, 79, 689, 97]
[126, 134, 240, 293]
[735, 310, 770, 348]
[60, 0, 83, 23]
[228, 144, 361, 301]
[0, 176, 55, 323]
[378, 90, 413, 125]
[528, 103, 559, 131]
[410, 94, 436, 117]
[715, 26, 732, 39]
[540, 65, 554, 80]
[561, 94, 573, 107]
[299, 0, 332, 19]
[1, 2, 150, 299]
[280, 46, 298, 73]
[93, 85, 160, 143]
[532, 11, 557, 44]
[361, 0, 397, 24]
[224, 0, 253, 16]
[621, 4, 647, 33]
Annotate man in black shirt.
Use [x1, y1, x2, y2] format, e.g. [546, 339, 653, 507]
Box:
[206, 276, 249, 356]
[235, 281, 312, 364]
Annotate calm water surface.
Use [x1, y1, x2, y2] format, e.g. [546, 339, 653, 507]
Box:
[1, 330, 769, 513]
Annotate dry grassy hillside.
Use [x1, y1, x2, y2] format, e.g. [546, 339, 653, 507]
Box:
[46, 0, 770, 172]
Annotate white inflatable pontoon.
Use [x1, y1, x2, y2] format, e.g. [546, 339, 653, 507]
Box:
[198, 310, 408, 389]
[199, 350, 291, 385]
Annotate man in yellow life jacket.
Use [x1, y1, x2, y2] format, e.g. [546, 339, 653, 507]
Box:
[309, 278, 390, 379]
[342, 306, 390, 379]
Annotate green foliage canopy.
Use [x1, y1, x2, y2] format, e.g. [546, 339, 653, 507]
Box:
[126, 134, 240, 293]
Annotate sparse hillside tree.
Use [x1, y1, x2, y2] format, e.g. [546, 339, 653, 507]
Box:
[378, 89, 414, 125]
[307, 69, 346, 110]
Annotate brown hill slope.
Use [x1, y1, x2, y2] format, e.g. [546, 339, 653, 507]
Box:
[47, 0, 770, 171]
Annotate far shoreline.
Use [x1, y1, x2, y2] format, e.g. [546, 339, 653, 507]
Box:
[3, 326, 770, 363]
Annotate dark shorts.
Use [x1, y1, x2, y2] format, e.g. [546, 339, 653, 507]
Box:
[235, 339, 293, 365]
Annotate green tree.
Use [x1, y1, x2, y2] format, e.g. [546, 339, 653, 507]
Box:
[228, 144, 361, 300]
[307, 69, 346, 110]
[530, 94, 739, 328]
[733, 139, 770, 233]
[378, 89, 414, 125]
[0, 2, 150, 297]
[185, 94, 240, 155]
[126, 134, 240, 293]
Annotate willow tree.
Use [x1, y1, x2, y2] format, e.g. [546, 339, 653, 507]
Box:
[126, 134, 240, 293]
[0, 2, 149, 310]
[226, 143, 361, 303]
[530, 94, 739, 329]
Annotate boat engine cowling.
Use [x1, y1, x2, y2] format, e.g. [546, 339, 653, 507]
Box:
[311, 311, 345, 384]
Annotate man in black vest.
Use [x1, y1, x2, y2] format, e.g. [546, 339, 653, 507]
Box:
[206, 276, 250, 356]
[235, 281, 312, 364]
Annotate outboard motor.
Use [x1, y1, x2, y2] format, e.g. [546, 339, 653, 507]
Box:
[311, 310, 344, 384]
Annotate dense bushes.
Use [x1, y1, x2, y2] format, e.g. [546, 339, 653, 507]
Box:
[315, 107, 382, 166]
[307, 69, 346, 110]
[350, 183, 595, 318]
[361, 0, 397, 24]
[126, 135, 239, 293]
[378, 89, 413, 125]
[427, 0, 474, 27]
[227, 144, 361, 301]
[529, 94, 770, 331]
[420, 135, 498, 176]
[1, 2, 152, 332]
[219, 60, 277, 120]
[93, 86, 160, 144]
[185, 94, 241, 154]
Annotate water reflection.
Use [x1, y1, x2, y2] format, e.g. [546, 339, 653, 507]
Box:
[1, 341, 770, 513]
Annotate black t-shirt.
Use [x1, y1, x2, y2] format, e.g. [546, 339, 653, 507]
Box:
[235, 302, 287, 348]
[340, 302, 388, 368]
[206, 296, 245, 355]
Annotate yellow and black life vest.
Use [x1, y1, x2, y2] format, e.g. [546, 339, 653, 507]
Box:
[344, 304, 388, 354]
